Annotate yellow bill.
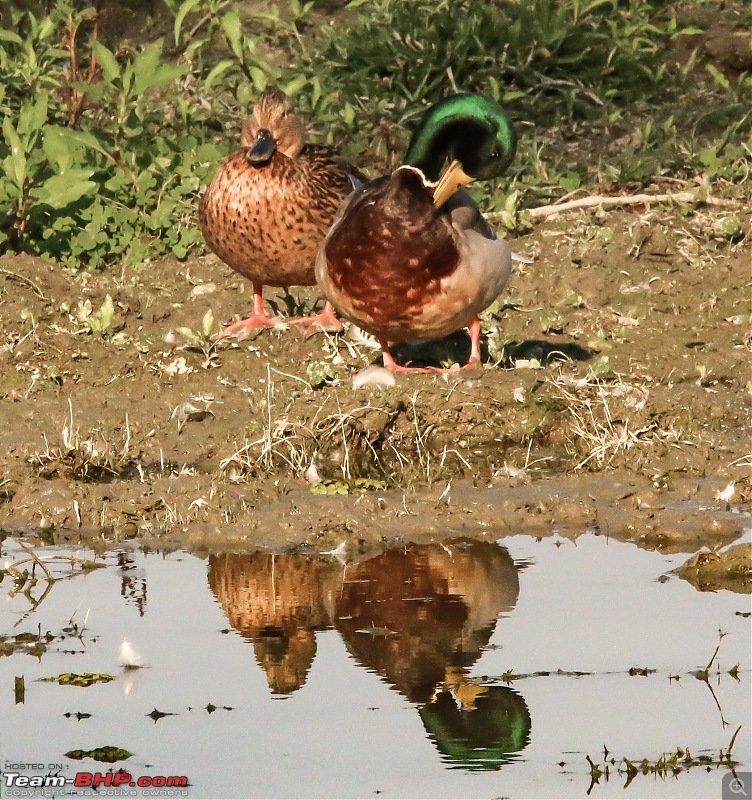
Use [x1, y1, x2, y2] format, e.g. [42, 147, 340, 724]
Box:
[432, 159, 475, 209]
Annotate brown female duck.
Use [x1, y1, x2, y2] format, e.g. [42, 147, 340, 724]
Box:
[315, 94, 517, 372]
[200, 90, 359, 336]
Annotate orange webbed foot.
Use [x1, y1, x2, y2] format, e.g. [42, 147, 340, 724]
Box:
[213, 313, 280, 340]
[213, 283, 285, 339]
[380, 321, 483, 374]
[287, 302, 343, 337]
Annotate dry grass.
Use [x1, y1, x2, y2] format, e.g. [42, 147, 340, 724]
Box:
[219, 420, 315, 480]
[28, 400, 140, 482]
[216, 372, 468, 486]
[550, 370, 689, 470]
[218, 365, 316, 479]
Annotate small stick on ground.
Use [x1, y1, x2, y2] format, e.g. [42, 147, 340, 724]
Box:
[526, 191, 738, 219]
[0, 269, 47, 299]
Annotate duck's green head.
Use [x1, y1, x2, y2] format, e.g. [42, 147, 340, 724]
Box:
[404, 94, 517, 183]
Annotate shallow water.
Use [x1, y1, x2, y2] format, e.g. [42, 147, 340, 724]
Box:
[0, 532, 749, 800]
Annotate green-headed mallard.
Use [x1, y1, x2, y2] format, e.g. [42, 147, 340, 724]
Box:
[315, 93, 517, 371]
[199, 89, 360, 337]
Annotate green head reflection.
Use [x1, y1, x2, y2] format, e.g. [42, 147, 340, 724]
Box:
[419, 685, 531, 770]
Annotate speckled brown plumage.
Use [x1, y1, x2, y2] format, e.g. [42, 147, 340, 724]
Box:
[199, 90, 358, 335]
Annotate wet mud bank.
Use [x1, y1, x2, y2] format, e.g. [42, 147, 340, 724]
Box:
[1, 204, 750, 590]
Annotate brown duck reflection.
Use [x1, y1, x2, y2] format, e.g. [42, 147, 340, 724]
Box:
[333, 540, 529, 769]
[208, 539, 530, 768]
[208, 541, 519, 698]
[208, 552, 340, 696]
[333, 540, 518, 702]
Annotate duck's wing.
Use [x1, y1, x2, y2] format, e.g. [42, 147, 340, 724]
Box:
[315, 171, 461, 328]
[443, 188, 496, 238]
[443, 189, 513, 309]
[300, 143, 367, 187]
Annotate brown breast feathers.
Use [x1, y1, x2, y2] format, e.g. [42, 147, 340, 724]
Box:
[200, 144, 354, 288]
[324, 168, 460, 329]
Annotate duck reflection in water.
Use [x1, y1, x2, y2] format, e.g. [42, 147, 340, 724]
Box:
[208, 552, 340, 696]
[207, 539, 530, 769]
[333, 539, 530, 770]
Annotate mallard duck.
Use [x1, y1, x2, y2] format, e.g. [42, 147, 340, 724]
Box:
[315, 93, 517, 372]
[199, 89, 360, 337]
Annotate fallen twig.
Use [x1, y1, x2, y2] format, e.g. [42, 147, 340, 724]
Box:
[525, 191, 738, 219]
[0, 268, 47, 300]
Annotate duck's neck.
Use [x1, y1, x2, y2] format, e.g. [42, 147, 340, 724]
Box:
[403, 94, 515, 182]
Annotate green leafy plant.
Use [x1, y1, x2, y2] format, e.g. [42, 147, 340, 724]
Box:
[306, 360, 335, 389]
[0, 0, 749, 271]
[310, 478, 388, 495]
[300, 0, 700, 122]
[65, 746, 133, 762]
[77, 293, 115, 335]
[176, 308, 222, 365]
[0, 3, 216, 267]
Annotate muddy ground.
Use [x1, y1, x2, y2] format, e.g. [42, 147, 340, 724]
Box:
[0, 200, 750, 589]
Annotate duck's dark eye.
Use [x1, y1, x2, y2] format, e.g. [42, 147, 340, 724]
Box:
[490, 150, 500, 159]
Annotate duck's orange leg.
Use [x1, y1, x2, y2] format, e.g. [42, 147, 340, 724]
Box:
[381, 319, 483, 373]
[466, 317, 482, 369]
[288, 301, 344, 336]
[380, 342, 440, 374]
[217, 283, 277, 338]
